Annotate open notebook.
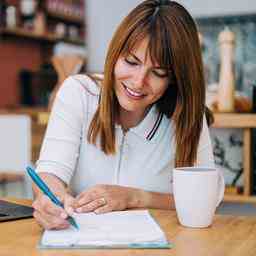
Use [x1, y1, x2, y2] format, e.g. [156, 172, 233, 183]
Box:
[39, 210, 172, 249]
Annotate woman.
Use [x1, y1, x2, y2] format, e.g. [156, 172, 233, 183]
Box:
[32, 0, 219, 230]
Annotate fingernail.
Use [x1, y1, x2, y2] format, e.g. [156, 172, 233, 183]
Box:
[61, 212, 67, 219]
[67, 207, 74, 214]
[76, 207, 82, 213]
[94, 209, 100, 214]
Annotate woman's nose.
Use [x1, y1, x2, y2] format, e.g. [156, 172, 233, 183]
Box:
[133, 68, 148, 88]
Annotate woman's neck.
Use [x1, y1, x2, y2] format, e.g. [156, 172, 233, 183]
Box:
[118, 106, 151, 131]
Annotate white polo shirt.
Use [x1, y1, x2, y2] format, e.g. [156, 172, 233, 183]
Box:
[36, 75, 215, 195]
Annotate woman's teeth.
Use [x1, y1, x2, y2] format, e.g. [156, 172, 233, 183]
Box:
[124, 85, 144, 97]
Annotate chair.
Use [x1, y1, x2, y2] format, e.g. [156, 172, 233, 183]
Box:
[0, 115, 32, 198]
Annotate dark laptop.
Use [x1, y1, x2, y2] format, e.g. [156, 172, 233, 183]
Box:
[0, 200, 34, 222]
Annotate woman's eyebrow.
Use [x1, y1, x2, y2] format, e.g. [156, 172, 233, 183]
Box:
[128, 52, 168, 71]
[129, 52, 142, 63]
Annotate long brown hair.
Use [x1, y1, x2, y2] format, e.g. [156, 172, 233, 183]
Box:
[88, 0, 208, 167]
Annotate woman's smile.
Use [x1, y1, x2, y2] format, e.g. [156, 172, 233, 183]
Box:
[114, 37, 169, 118]
[122, 82, 146, 100]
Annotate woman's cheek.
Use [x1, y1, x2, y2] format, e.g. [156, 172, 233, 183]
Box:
[115, 60, 134, 78]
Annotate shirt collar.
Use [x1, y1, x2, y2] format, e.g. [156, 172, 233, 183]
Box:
[128, 105, 164, 142]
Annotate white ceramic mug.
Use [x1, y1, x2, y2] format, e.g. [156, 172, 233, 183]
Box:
[173, 166, 225, 228]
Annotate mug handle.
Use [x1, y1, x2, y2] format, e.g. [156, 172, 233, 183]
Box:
[216, 169, 225, 207]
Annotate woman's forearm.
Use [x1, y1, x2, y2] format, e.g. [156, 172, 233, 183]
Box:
[32, 172, 69, 201]
[129, 188, 176, 210]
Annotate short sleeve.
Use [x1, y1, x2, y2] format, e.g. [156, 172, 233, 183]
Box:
[196, 115, 215, 168]
[36, 76, 87, 185]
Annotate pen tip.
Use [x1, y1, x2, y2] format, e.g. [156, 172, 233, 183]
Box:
[69, 217, 79, 230]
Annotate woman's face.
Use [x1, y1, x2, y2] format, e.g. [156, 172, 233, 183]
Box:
[114, 38, 169, 118]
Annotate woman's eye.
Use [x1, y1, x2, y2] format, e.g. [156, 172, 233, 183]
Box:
[124, 58, 138, 66]
[152, 70, 168, 78]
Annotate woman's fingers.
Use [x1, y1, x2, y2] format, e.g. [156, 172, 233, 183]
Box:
[32, 194, 71, 230]
[33, 195, 67, 218]
[63, 194, 76, 216]
[76, 197, 107, 213]
[94, 204, 112, 214]
[74, 185, 130, 213]
[76, 191, 98, 206]
[33, 209, 69, 230]
[33, 210, 52, 230]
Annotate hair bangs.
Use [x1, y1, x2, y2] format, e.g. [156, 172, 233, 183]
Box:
[120, 16, 173, 74]
[147, 17, 173, 71]
[121, 23, 150, 57]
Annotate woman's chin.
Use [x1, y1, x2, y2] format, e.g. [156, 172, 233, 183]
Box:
[118, 100, 145, 113]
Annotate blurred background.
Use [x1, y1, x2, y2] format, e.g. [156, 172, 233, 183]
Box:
[0, 1, 256, 213]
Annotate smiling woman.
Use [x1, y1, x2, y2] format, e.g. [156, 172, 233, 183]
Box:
[113, 37, 169, 130]
[32, 0, 223, 231]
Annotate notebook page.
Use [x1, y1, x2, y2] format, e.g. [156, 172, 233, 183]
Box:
[41, 210, 167, 247]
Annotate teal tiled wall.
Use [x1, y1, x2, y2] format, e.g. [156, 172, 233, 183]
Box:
[197, 14, 256, 96]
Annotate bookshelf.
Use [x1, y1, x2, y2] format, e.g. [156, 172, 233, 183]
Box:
[0, 27, 85, 45]
[46, 9, 84, 24]
[0, 1, 85, 45]
[0, 27, 57, 43]
[0, 0, 86, 108]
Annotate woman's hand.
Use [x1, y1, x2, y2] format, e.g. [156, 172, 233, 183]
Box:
[32, 193, 76, 230]
[74, 185, 143, 214]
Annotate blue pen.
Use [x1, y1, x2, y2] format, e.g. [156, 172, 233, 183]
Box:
[26, 166, 79, 230]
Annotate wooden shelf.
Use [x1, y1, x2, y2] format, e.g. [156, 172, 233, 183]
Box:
[0, 27, 85, 46]
[0, 27, 57, 43]
[224, 194, 256, 203]
[212, 112, 256, 203]
[46, 10, 84, 25]
[212, 113, 256, 128]
[63, 37, 85, 46]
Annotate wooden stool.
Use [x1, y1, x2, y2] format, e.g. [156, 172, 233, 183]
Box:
[48, 55, 84, 110]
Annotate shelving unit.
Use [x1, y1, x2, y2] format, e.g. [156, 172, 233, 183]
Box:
[43, 0, 85, 45]
[212, 113, 256, 203]
[0, 27, 85, 45]
[0, 27, 56, 43]
[0, 0, 86, 108]
[46, 10, 84, 24]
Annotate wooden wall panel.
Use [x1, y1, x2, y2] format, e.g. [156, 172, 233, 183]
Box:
[0, 39, 44, 108]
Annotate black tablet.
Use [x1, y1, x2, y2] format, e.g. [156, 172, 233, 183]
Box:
[0, 200, 33, 222]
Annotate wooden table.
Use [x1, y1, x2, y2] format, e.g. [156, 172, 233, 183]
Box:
[0, 198, 256, 256]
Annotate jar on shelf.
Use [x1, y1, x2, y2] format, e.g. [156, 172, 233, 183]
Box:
[20, 0, 37, 29]
[6, 6, 17, 28]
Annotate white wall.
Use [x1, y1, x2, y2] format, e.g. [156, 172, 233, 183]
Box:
[85, 0, 256, 72]
[86, 0, 143, 72]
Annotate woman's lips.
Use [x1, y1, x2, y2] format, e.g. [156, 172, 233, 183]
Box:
[122, 83, 146, 100]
